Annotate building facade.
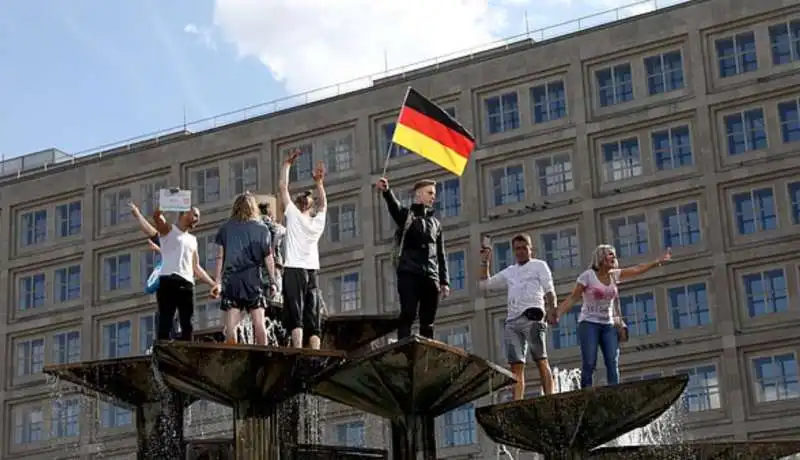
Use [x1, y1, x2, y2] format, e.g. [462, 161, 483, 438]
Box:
[2, 0, 800, 458]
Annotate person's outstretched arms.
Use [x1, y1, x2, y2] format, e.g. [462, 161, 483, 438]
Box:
[279, 148, 302, 208]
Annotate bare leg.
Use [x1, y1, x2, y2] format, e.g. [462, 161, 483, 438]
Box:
[291, 327, 303, 348]
[224, 309, 243, 344]
[308, 335, 321, 350]
[537, 359, 555, 395]
[250, 308, 268, 346]
[511, 363, 526, 400]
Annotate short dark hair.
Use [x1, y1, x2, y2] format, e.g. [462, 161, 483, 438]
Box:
[511, 233, 532, 247]
[413, 179, 437, 191]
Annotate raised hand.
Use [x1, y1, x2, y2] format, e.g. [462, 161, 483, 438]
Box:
[127, 201, 141, 216]
[312, 160, 326, 183]
[660, 247, 672, 264]
[285, 148, 302, 165]
[479, 247, 491, 263]
[375, 177, 389, 191]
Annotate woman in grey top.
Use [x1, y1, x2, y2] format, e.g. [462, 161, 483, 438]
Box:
[213, 193, 278, 345]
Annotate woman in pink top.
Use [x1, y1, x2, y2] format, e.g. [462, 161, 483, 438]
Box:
[549, 244, 671, 388]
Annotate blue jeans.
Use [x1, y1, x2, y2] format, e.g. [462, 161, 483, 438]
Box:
[577, 321, 620, 388]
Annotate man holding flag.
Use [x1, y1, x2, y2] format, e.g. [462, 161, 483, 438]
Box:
[377, 87, 476, 339]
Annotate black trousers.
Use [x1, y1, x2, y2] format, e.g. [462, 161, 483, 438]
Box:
[397, 273, 440, 339]
[282, 267, 322, 337]
[155, 275, 195, 341]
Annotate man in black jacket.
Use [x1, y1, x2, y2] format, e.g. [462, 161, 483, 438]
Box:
[376, 177, 450, 339]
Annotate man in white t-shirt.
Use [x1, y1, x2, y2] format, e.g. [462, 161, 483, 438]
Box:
[279, 148, 327, 349]
[479, 233, 556, 399]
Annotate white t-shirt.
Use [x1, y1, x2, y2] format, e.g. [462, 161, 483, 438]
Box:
[159, 225, 198, 284]
[283, 202, 326, 270]
[577, 268, 622, 325]
[481, 259, 555, 321]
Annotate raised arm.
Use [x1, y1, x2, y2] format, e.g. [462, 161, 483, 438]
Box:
[128, 202, 158, 238]
[478, 247, 507, 291]
[279, 148, 302, 207]
[618, 248, 672, 282]
[312, 160, 327, 213]
[152, 208, 172, 236]
[375, 177, 406, 227]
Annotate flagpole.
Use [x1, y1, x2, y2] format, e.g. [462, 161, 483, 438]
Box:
[380, 87, 413, 178]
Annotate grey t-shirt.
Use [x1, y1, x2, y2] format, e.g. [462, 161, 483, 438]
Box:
[214, 219, 272, 303]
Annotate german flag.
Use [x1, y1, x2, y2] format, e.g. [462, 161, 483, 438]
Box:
[391, 87, 476, 176]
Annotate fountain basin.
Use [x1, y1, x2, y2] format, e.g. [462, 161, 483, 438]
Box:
[475, 375, 689, 456]
[589, 441, 800, 459]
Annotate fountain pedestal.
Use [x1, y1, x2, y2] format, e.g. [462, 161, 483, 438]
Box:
[44, 356, 190, 460]
[154, 341, 345, 459]
[310, 334, 515, 459]
[589, 441, 800, 459]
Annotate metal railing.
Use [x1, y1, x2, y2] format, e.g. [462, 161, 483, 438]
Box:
[0, 0, 687, 179]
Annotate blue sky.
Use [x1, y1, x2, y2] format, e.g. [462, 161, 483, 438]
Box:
[0, 0, 684, 160]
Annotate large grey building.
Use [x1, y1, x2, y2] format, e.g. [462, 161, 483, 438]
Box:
[2, 0, 800, 458]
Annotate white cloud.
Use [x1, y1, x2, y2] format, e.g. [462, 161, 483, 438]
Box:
[208, 0, 688, 96]
[184, 23, 217, 51]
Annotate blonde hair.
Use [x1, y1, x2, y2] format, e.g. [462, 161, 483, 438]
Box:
[231, 193, 261, 222]
[590, 244, 619, 270]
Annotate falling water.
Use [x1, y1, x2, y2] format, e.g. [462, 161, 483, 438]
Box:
[551, 367, 687, 447]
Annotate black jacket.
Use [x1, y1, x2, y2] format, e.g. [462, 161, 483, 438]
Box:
[383, 189, 448, 285]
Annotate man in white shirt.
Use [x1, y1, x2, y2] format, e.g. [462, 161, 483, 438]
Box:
[279, 148, 327, 349]
[479, 233, 556, 399]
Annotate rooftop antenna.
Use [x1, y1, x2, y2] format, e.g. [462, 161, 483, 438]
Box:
[524, 10, 530, 37]
[182, 104, 188, 131]
[384, 47, 389, 73]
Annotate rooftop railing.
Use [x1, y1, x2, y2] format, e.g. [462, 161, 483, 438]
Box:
[0, 0, 687, 179]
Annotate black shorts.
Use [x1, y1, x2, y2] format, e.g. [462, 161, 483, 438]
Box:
[281, 267, 322, 336]
[220, 295, 266, 312]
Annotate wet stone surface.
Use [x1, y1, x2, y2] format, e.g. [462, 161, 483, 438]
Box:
[588, 441, 800, 459]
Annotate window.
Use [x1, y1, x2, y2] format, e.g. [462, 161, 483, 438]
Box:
[439, 403, 476, 447]
[139, 315, 155, 354]
[551, 305, 580, 349]
[13, 406, 44, 445]
[324, 135, 353, 173]
[596, 63, 633, 107]
[192, 166, 221, 204]
[229, 158, 258, 197]
[644, 50, 684, 95]
[195, 302, 222, 329]
[752, 353, 800, 403]
[676, 365, 721, 412]
[103, 254, 132, 292]
[610, 214, 649, 257]
[620, 292, 657, 336]
[197, 234, 218, 274]
[335, 421, 365, 447]
[602, 138, 641, 182]
[381, 123, 411, 158]
[141, 249, 161, 285]
[668, 283, 710, 329]
[437, 325, 472, 352]
[18, 273, 46, 311]
[102, 320, 132, 358]
[743, 268, 788, 318]
[652, 125, 692, 170]
[102, 189, 132, 227]
[20, 209, 47, 246]
[100, 402, 132, 429]
[51, 397, 80, 438]
[733, 188, 777, 235]
[724, 108, 767, 155]
[140, 179, 167, 216]
[56, 201, 81, 237]
[715, 32, 758, 77]
[536, 154, 573, 196]
[54, 265, 81, 303]
[530, 81, 567, 123]
[789, 182, 800, 225]
[447, 251, 466, 291]
[52, 331, 81, 365]
[541, 228, 579, 271]
[327, 203, 358, 243]
[485, 92, 520, 134]
[435, 178, 461, 218]
[768, 20, 800, 65]
[778, 99, 800, 144]
[490, 165, 525, 206]
[16, 338, 45, 377]
[660, 202, 701, 248]
[492, 241, 512, 272]
[327, 272, 360, 313]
